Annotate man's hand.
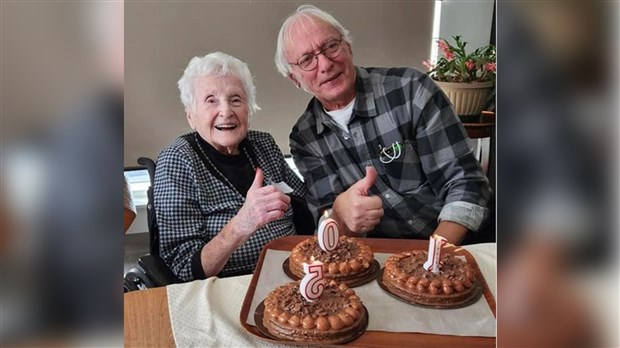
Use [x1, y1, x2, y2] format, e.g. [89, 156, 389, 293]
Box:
[333, 166, 384, 236]
[235, 168, 291, 235]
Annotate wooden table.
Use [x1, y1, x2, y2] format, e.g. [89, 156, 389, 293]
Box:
[124, 237, 496, 347]
[124, 286, 175, 347]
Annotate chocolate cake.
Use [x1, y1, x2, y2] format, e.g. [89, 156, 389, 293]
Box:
[289, 236, 375, 286]
[382, 250, 479, 307]
[262, 280, 367, 342]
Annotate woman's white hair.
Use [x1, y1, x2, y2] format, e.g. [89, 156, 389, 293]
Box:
[178, 51, 260, 115]
[275, 4, 352, 77]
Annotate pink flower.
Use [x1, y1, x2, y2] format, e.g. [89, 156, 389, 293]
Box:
[423, 36, 495, 83]
[465, 59, 475, 71]
[437, 39, 454, 61]
[484, 62, 496, 72]
[437, 39, 449, 52]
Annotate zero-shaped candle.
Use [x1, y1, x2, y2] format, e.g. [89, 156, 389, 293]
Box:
[423, 235, 447, 274]
[317, 211, 339, 252]
[299, 259, 325, 302]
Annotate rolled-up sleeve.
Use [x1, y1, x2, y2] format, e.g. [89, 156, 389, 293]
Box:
[414, 78, 490, 231]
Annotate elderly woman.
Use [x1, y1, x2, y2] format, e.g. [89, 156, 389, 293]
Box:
[154, 52, 309, 281]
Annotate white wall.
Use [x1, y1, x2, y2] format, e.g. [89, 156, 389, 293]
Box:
[438, 0, 495, 52]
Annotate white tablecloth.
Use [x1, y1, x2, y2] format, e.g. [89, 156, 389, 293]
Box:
[167, 243, 496, 347]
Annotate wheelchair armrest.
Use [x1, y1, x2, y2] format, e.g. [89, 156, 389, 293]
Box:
[138, 254, 182, 287]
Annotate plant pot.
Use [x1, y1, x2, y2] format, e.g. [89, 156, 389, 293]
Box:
[435, 81, 494, 116]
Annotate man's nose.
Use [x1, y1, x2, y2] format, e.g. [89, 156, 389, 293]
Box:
[317, 52, 334, 73]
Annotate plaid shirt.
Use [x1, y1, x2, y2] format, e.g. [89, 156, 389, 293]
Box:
[290, 66, 490, 239]
[154, 130, 306, 281]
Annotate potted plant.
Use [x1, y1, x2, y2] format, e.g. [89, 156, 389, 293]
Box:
[423, 36, 496, 116]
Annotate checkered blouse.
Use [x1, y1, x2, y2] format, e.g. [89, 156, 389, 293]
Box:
[154, 130, 307, 281]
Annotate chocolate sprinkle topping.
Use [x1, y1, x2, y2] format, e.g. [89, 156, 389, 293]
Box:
[299, 237, 360, 263]
[274, 283, 349, 317]
[396, 251, 469, 280]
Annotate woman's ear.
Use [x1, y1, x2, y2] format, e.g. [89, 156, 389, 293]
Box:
[185, 109, 196, 131]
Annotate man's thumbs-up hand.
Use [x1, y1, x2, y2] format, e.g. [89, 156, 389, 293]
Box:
[333, 166, 384, 236]
[351, 166, 378, 196]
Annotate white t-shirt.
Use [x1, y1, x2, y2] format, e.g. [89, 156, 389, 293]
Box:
[324, 98, 355, 134]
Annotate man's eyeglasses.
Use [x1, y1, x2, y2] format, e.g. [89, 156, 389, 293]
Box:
[291, 37, 344, 71]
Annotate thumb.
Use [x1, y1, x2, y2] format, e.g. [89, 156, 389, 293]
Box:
[250, 168, 264, 190]
[355, 166, 378, 195]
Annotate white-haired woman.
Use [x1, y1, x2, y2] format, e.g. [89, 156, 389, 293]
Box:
[154, 52, 310, 281]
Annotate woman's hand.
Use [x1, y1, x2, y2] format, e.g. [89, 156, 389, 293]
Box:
[199, 169, 290, 278]
[234, 168, 291, 236]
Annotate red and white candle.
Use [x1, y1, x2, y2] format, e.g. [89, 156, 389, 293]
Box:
[317, 211, 339, 252]
[423, 235, 447, 274]
[299, 258, 325, 302]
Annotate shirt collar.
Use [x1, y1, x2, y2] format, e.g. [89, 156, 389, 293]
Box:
[314, 66, 378, 135]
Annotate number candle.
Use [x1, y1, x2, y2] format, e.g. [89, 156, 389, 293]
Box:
[423, 235, 447, 274]
[317, 210, 339, 252]
[299, 258, 325, 302]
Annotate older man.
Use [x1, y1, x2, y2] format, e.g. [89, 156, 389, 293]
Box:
[275, 5, 490, 245]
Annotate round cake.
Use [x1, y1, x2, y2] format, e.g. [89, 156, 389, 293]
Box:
[382, 250, 479, 307]
[262, 280, 366, 343]
[289, 236, 375, 286]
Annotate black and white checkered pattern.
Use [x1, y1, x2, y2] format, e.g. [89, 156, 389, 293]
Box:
[154, 130, 307, 281]
[290, 66, 490, 239]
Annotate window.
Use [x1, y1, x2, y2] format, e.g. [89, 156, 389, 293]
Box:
[124, 169, 150, 207]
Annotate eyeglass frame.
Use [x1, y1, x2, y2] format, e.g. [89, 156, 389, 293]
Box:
[289, 36, 346, 71]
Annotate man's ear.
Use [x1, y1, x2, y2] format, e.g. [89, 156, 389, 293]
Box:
[288, 73, 301, 89]
[185, 109, 196, 130]
[345, 42, 353, 56]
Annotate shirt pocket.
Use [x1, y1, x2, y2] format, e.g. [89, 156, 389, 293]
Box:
[380, 140, 426, 194]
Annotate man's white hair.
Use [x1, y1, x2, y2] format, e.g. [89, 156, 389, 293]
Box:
[178, 51, 260, 115]
[274, 4, 352, 78]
